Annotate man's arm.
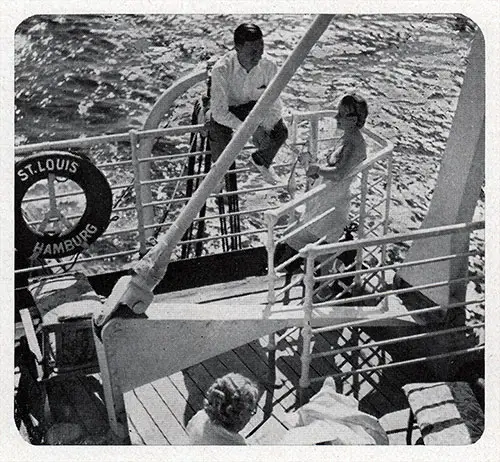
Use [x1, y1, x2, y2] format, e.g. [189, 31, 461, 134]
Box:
[210, 66, 244, 130]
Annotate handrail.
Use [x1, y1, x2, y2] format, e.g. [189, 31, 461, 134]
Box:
[265, 134, 393, 310]
[265, 140, 392, 223]
[314, 249, 479, 283]
[291, 219, 484, 394]
[301, 220, 484, 257]
[14, 114, 396, 280]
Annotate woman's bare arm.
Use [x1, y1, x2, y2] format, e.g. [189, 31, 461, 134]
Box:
[318, 142, 356, 181]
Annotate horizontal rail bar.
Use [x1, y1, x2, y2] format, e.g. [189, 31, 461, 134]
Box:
[311, 322, 484, 360]
[140, 161, 295, 187]
[177, 224, 288, 246]
[312, 274, 482, 308]
[112, 204, 138, 213]
[139, 150, 209, 163]
[145, 206, 279, 231]
[21, 181, 135, 204]
[96, 159, 134, 169]
[138, 145, 253, 163]
[135, 124, 205, 139]
[14, 249, 139, 274]
[309, 346, 485, 382]
[140, 166, 252, 186]
[311, 298, 484, 335]
[101, 227, 140, 238]
[15, 133, 131, 155]
[142, 183, 289, 207]
[314, 250, 478, 283]
[303, 221, 485, 257]
[15, 112, 391, 155]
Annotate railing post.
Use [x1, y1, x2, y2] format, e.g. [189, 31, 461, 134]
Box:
[265, 211, 280, 352]
[355, 170, 368, 288]
[381, 152, 393, 311]
[130, 130, 148, 256]
[288, 114, 300, 199]
[291, 113, 298, 147]
[299, 252, 315, 405]
[265, 213, 278, 309]
[307, 115, 319, 191]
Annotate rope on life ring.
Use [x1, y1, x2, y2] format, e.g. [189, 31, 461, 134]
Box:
[15, 151, 112, 260]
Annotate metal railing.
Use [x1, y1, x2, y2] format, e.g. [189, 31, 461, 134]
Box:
[16, 110, 375, 278]
[295, 220, 484, 397]
[264, 116, 394, 310]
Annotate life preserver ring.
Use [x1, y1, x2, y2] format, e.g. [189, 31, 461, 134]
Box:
[15, 151, 112, 260]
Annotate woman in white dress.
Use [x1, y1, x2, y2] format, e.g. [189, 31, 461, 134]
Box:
[276, 94, 369, 279]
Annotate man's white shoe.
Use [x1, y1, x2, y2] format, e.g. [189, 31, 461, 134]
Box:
[250, 158, 279, 185]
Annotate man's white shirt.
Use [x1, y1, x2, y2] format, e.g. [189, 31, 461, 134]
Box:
[210, 50, 283, 131]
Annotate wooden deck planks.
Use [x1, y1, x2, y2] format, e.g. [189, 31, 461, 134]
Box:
[188, 347, 288, 439]
[124, 389, 169, 444]
[124, 325, 422, 445]
[30, 307, 416, 446]
[28, 325, 413, 445]
[133, 384, 190, 444]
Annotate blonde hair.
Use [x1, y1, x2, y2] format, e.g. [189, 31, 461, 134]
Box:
[204, 373, 259, 432]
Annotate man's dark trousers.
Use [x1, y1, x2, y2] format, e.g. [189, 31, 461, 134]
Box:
[208, 101, 288, 168]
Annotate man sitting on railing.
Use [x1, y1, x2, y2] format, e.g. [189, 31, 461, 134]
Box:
[207, 23, 288, 185]
[275, 94, 368, 294]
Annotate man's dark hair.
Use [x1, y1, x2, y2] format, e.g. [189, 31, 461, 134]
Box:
[234, 24, 263, 46]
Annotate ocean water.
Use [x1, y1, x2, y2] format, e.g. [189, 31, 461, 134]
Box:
[15, 13, 476, 159]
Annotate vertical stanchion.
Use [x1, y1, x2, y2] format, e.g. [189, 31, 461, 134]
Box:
[355, 170, 368, 288]
[131, 130, 147, 256]
[265, 213, 277, 309]
[309, 115, 319, 162]
[351, 327, 360, 400]
[299, 252, 315, 405]
[381, 153, 393, 311]
[264, 213, 277, 350]
[306, 116, 319, 191]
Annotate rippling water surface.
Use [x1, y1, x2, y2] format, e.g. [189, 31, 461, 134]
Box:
[15, 14, 476, 154]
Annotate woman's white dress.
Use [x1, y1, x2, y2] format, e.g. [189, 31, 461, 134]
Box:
[286, 139, 366, 251]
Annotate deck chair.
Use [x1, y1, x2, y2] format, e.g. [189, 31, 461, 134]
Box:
[402, 380, 484, 445]
[15, 268, 104, 440]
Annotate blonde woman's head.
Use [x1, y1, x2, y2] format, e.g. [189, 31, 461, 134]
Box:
[204, 373, 259, 432]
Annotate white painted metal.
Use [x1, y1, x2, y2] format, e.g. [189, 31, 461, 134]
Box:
[397, 31, 485, 307]
[130, 130, 147, 255]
